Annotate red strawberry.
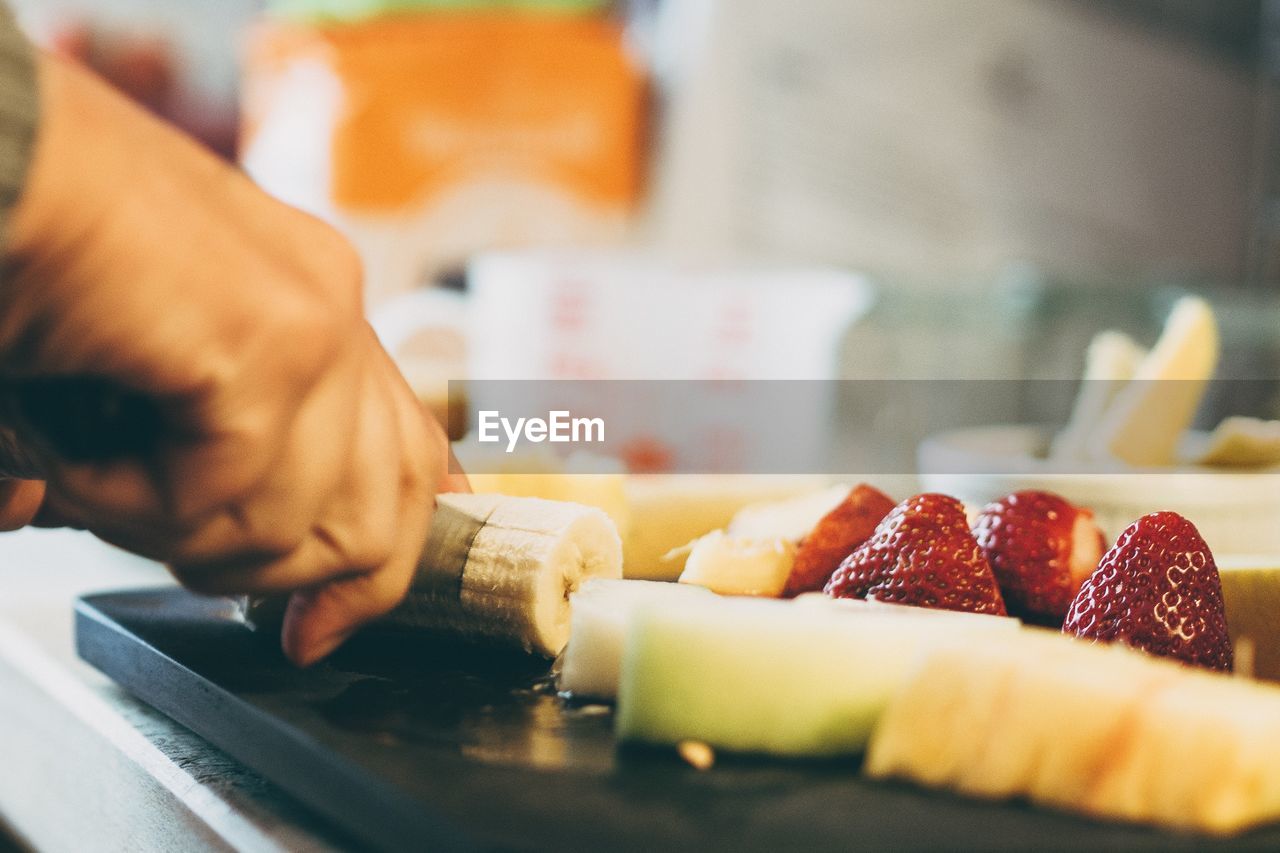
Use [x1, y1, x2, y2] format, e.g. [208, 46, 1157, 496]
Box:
[824, 494, 1006, 616]
[784, 484, 896, 597]
[972, 490, 1105, 626]
[1062, 511, 1232, 672]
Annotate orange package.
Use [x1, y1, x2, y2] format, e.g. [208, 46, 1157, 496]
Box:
[241, 14, 649, 304]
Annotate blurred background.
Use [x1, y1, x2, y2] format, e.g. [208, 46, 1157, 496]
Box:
[8, 0, 1280, 447]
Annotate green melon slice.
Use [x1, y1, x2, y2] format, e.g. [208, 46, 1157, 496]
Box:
[615, 597, 1016, 756]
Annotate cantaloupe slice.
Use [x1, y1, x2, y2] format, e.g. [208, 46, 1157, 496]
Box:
[866, 630, 1280, 835]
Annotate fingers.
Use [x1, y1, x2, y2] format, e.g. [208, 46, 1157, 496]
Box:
[281, 344, 440, 665]
[279, 556, 417, 666]
[165, 341, 362, 565]
[31, 319, 449, 669]
[172, 345, 402, 593]
[0, 479, 46, 531]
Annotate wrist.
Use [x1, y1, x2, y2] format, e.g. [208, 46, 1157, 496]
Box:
[0, 13, 37, 250]
[7, 54, 111, 272]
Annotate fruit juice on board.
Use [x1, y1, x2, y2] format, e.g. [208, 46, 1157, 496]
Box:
[240, 12, 648, 307]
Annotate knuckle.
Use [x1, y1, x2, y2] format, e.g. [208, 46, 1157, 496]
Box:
[281, 298, 347, 373]
[248, 524, 309, 558]
[171, 514, 306, 570]
[307, 223, 365, 314]
[325, 523, 394, 578]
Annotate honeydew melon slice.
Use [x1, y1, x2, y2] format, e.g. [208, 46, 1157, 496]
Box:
[557, 579, 712, 700]
[1216, 555, 1280, 681]
[615, 596, 1016, 756]
[793, 593, 1022, 628]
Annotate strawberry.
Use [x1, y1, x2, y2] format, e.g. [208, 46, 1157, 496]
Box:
[972, 490, 1105, 626]
[824, 494, 1006, 616]
[784, 484, 896, 597]
[1063, 512, 1232, 672]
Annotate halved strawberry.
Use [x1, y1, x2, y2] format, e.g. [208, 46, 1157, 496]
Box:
[972, 490, 1105, 626]
[784, 484, 896, 597]
[824, 494, 1006, 616]
[1063, 511, 1232, 672]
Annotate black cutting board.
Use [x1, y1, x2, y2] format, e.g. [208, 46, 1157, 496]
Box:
[75, 588, 1280, 852]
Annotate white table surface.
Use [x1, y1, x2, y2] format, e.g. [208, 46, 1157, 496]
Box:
[0, 528, 345, 852]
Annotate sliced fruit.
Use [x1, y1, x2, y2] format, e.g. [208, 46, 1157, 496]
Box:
[615, 597, 1015, 756]
[825, 494, 1006, 616]
[784, 484, 896, 597]
[1191, 416, 1280, 467]
[972, 490, 1104, 625]
[1085, 669, 1280, 833]
[1059, 507, 1228, 666]
[726, 484, 852, 541]
[379, 493, 622, 657]
[622, 475, 831, 580]
[1050, 329, 1148, 461]
[676, 531, 795, 597]
[557, 579, 712, 700]
[1063, 511, 1232, 671]
[794, 593, 1021, 629]
[1088, 296, 1219, 467]
[867, 632, 1280, 835]
[1216, 554, 1280, 681]
[867, 631, 1174, 799]
[465, 468, 630, 544]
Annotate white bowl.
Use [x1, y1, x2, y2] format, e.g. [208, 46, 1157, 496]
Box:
[918, 424, 1280, 555]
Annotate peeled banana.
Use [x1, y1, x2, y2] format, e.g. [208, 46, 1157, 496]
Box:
[676, 531, 795, 597]
[727, 484, 851, 541]
[378, 493, 623, 657]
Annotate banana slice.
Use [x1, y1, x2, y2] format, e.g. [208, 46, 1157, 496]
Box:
[727, 484, 851, 542]
[676, 531, 795, 597]
[385, 493, 623, 656]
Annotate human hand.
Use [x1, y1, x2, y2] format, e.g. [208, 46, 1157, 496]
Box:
[1, 53, 466, 664]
